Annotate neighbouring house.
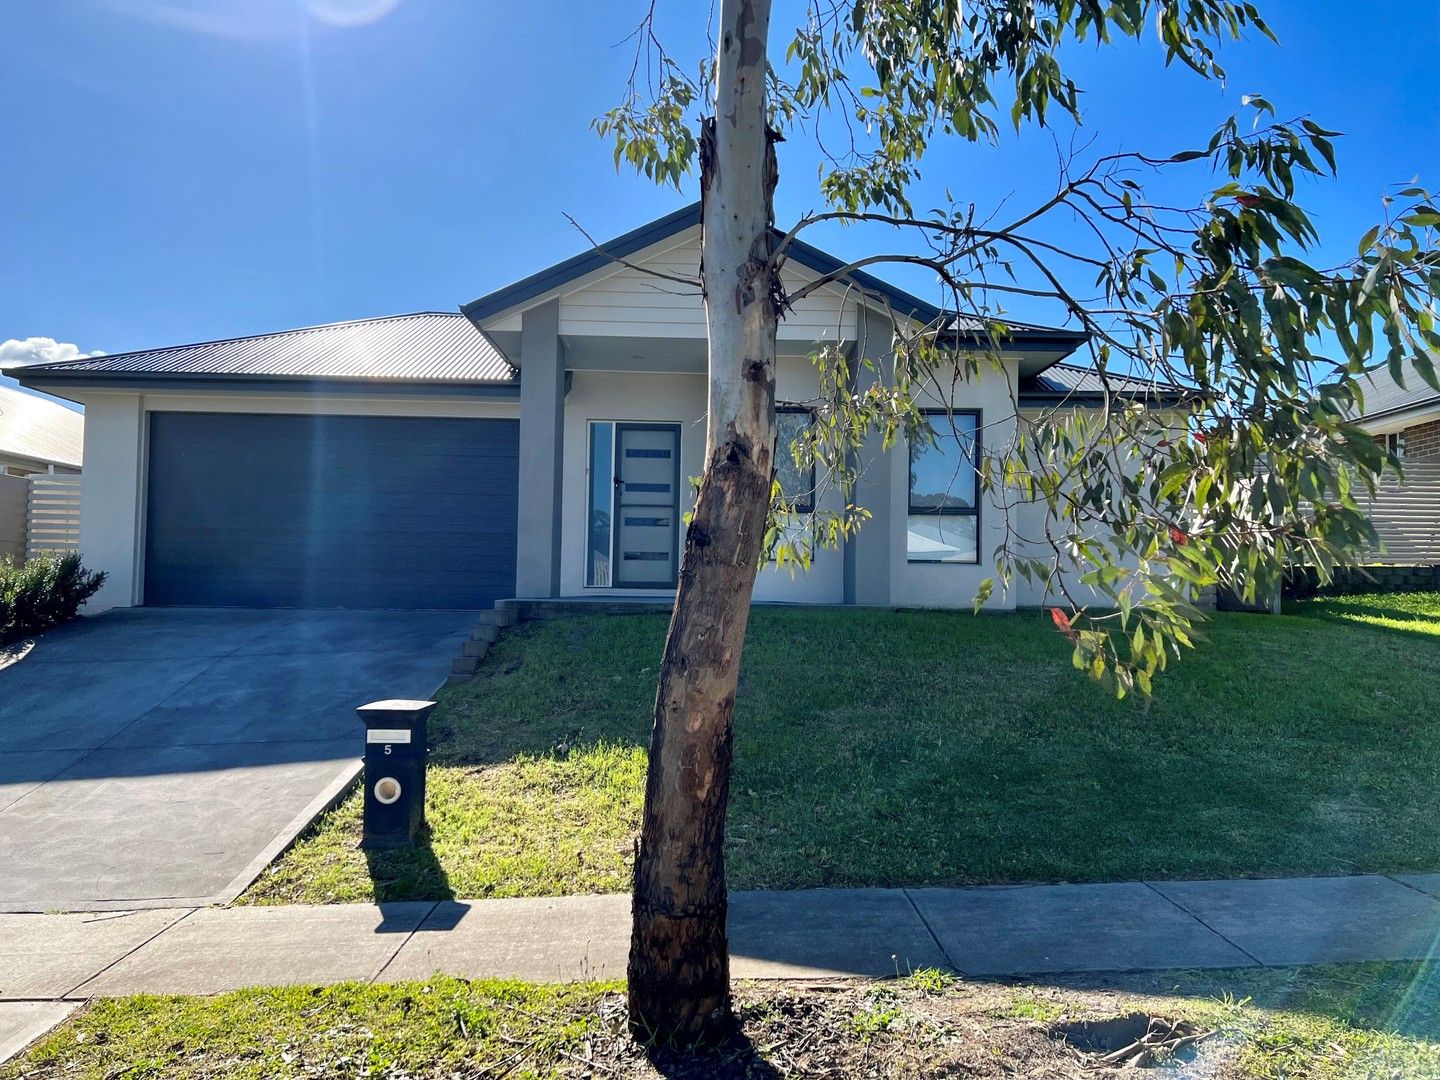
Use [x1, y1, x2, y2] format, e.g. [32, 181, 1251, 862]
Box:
[1357, 369, 1440, 460]
[1347, 369, 1440, 569]
[17, 204, 1170, 613]
[0, 385, 83, 477]
[0, 386, 84, 563]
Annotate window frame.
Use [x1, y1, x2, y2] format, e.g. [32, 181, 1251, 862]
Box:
[907, 408, 982, 565]
[775, 405, 818, 515]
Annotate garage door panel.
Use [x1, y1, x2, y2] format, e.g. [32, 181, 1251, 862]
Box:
[144, 412, 519, 609]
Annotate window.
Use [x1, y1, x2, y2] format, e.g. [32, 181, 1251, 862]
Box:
[1385, 431, 1406, 458]
[587, 422, 615, 586]
[775, 407, 817, 513]
[907, 410, 980, 563]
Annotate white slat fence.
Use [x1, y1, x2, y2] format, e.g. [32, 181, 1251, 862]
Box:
[26, 474, 82, 558]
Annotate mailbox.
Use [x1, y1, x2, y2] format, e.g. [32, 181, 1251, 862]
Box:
[356, 698, 435, 849]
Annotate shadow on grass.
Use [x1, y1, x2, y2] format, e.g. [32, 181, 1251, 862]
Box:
[1032, 961, 1440, 1043]
[1286, 594, 1440, 641]
[363, 823, 456, 903]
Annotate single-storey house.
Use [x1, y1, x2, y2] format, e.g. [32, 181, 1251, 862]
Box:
[0, 385, 83, 477]
[0, 386, 85, 563]
[19, 204, 1154, 614]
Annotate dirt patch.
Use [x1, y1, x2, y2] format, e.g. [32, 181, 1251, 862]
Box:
[522, 982, 1235, 1078]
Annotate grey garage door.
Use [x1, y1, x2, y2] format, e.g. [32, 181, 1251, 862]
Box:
[144, 412, 518, 608]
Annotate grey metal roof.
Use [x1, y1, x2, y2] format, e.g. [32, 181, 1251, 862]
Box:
[1018, 363, 1185, 405]
[1357, 367, 1440, 422]
[0, 385, 84, 468]
[17, 313, 516, 385]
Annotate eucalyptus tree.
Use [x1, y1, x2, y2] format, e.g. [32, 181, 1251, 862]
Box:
[595, 0, 1440, 1044]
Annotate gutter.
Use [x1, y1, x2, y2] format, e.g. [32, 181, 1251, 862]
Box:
[1018, 390, 1189, 409]
[1358, 394, 1440, 425]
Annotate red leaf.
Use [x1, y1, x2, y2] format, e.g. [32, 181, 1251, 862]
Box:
[1169, 526, 1190, 546]
[1236, 193, 1262, 208]
[1050, 607, 1072, 632]
[1193, 430, 1208, 443]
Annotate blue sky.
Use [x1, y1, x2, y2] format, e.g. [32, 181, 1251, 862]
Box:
[1, 0, 1436, 365]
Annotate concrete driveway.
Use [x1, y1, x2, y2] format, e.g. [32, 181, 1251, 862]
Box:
[0, 608, 472, 912]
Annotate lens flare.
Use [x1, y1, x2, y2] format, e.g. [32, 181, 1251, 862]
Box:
[306, 0, 405, 27]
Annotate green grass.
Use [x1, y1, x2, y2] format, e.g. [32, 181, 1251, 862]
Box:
[5, 964, 1435, 1078]
[244, 592, 1440, 905]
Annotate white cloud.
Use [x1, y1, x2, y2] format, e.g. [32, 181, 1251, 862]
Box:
[0, 339, 103, 409]
[0, 337, 104, 372]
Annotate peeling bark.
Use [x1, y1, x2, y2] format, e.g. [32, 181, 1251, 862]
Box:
[627, 0, 779, 1047]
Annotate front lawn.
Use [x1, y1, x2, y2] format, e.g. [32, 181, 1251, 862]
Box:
[6, 964, 1436, 1078]
[244, 593, 1440, 905]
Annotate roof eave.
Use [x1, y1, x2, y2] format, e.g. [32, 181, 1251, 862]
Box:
[780, 236, 944, 325]
[0, 448, 82, 471]
[461, 203, 705, 327]
[461, 204, 1091, 368]
[462, 203, 954, 335]
[1358, 394, 1440, 426]
[1018, 391, 1187, 408]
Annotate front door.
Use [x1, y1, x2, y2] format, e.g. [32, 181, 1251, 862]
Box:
[613, 424, 680, 587]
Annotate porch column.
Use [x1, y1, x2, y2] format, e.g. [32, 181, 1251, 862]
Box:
[517, 299, 564, 598]
[844, 303, 894, 605]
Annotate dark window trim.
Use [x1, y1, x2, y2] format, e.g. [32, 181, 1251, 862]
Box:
[907, 408, 981, 565]
[776, 405, 818, 515]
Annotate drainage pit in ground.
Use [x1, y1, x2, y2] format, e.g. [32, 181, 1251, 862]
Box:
[1054, 1012, 1217, 1069]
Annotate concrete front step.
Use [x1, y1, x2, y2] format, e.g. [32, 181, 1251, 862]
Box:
[445, 611, 506, 686]
[497, 598, 673, 622]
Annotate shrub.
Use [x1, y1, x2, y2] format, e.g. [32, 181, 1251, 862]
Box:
[0, 553, 106, 646]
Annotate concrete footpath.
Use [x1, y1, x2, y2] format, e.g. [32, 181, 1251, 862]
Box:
[3, 873, 1439, 1005]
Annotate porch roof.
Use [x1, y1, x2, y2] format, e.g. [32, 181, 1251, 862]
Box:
[462, 202, 1088, 363]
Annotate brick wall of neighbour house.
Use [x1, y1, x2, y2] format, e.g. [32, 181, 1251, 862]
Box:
[1404, 419, 1440, 459]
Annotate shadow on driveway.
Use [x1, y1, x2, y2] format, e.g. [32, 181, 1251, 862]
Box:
[0, 607, 472, 912]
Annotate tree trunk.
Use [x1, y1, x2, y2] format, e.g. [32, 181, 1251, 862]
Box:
[627, 0, 778, 1047]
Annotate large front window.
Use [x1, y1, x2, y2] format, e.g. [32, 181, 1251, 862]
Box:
[907, 410, 980, 563]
